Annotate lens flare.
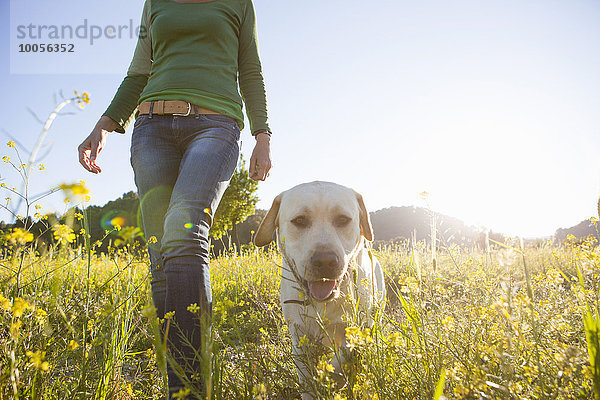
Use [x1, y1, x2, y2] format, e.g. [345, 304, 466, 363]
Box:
[100, 210, 129, 230]
[184, 223, 194, 229]
[138, 185, 173, 228]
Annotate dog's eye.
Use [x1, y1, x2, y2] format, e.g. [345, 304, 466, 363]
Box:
[291, 216, 309, 228]
[334, 215, 352, 227]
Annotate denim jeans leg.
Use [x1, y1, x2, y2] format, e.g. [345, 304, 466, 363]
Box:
[161, 115, 240, 394]
[130, 115, 180, 320]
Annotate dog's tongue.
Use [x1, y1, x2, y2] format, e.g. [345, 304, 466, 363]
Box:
[309, 280, 336, 301]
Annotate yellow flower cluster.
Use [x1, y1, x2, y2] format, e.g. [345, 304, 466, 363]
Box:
[0, 293, 12, 310]
[316, 357, 335, 380]
[74, 90, 91, 108]
[60, 182, 90, 195]
[187, 303, 201, 314]
[345, 326, 374, 350]
[53, 224, 76, 245]
[2, 228, 34, 246]
[26, 350, 50, 372]
[399, 275, 420, 294]
[12, 297, 31, 318]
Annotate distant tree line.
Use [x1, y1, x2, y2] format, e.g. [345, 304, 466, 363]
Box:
[3, 181, 597, 255]
[0, 159, 260, 255]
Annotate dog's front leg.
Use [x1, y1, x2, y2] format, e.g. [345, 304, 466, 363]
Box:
[289, 323, 319, 400]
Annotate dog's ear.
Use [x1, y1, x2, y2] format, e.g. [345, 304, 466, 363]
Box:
[354, 191, 373, 242]
[254, 193, 283, 247]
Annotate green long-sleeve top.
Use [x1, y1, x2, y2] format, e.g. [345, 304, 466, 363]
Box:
[104, 0, 270, 134]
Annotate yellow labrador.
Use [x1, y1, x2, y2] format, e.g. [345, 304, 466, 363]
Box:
[254, 181, 385, 399]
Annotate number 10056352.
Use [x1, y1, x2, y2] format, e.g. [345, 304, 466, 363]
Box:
[18, 43, 75, 53]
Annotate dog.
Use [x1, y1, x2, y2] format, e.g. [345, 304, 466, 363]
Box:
[254, 181, 385, 399]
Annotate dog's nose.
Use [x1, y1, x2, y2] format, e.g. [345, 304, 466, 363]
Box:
[311, 250, 340, 276]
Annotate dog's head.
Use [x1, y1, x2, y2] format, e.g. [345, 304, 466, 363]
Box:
[254, 181, 373, 302]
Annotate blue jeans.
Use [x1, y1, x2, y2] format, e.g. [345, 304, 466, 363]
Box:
[131, 112, 240, 394]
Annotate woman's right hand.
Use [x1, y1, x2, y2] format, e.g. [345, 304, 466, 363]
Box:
[78, 116, 119, 174]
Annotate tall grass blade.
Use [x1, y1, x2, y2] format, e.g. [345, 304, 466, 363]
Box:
[433, 367, 446, 400]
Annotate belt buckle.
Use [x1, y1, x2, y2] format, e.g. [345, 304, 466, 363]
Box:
[173, 102, 191, 117]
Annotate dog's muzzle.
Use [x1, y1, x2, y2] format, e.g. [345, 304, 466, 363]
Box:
[307, 250, 345, 301]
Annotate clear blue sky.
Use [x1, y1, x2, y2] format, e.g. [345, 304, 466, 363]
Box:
[2, 0, 599, 238]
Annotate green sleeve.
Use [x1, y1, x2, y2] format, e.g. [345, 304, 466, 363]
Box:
[238, 0, 270, 134]
[103, 0, 152, 133]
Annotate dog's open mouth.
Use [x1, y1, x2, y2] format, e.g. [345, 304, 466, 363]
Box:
[307, 279, 338, 301]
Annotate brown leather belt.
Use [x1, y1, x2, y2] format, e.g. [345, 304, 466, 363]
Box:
[138, 100, 221, 116]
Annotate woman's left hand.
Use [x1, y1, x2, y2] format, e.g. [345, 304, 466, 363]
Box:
[249, 133, 271, 181]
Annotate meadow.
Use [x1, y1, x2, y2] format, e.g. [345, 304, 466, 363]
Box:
[1, 227, 599, 399]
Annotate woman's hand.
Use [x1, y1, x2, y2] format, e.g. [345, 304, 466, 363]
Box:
[78, 116, 118, 174]
[249, 133, 271, 181]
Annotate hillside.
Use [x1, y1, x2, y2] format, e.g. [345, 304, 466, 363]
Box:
[228, 205, 493, 249]
[555, 219, 599, 241]
[4, 191, 596, 248]
[370, 206, 478, 243]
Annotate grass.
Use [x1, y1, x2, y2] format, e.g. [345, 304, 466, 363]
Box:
[0, 231, 599, 399]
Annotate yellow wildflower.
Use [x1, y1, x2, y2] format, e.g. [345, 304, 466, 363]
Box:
[442, 315, 455, 328]
[53, 224, 76, 245]
[12, 297, 31, 318]
[7, 140, 15, 148]
[3, 228, 34, 246]
[60, 181, 90, 202]
[299, 335, 309, 348]
[316, 358, 335, 379]
[346, 326, 361, 350]
[0, 293, 11, 310]
[26, 350, 50, 371]
[10, 320, 22, 336]
[325, 362, 335, 373]
[164, 311, 175, 320]
[187, 303, 201, 314]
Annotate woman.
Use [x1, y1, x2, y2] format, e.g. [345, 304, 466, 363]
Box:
[77, 0, 272, 396]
